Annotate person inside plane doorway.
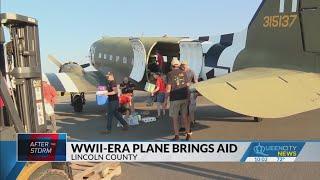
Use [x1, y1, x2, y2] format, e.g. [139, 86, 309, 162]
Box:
[103, 72, 129, 134]
[148, 56, 160, 74]
[166, 58, 191, 141]
[42, 81, 57, 133]
[156, 50, 165, 73]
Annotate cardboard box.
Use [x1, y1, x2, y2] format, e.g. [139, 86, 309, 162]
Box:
[144, 82, 156, 93]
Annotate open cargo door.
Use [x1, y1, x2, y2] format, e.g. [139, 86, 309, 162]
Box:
[300, 1, 320, 53]
[179, 40, 203, 77]
[129, 38, 147, 82]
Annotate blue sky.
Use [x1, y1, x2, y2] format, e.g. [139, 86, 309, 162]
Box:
[1, 0, 262, 72]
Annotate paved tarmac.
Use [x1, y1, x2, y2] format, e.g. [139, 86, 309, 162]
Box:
[55, 91, 320, 180]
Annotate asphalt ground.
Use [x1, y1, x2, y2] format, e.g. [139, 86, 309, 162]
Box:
[55, 91, 320, 180]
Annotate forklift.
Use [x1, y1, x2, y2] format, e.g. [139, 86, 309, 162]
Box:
[0, 13, 72, 179]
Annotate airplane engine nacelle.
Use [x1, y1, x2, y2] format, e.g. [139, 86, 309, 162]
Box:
[59, 62, 85, 75]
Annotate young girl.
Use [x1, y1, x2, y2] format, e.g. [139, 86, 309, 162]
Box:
[151, 73, 166, 118]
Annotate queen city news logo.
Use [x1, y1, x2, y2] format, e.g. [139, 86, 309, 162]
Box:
[241, 141, 305, 162]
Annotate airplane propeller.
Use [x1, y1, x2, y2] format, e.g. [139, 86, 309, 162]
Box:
[48, 54, 90, 69]
[48, 55, 63, 68]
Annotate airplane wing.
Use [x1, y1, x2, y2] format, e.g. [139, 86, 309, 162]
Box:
[42, 71, 106, 93]
[194, 67, 320, 118]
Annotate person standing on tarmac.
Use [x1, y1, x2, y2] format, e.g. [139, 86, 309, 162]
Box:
[167, 58, 191, 141]
[181, 61, 198, 127]
[42, 81, 57, 133]
[103, 72, 129, 134]
[151, 72, 167, 118]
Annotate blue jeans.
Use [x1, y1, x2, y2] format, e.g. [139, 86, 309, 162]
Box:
[155, 92, 165, 103]
[107, 101, 128, 130]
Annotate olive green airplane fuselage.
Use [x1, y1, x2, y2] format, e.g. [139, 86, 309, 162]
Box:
[90, 37, 183, 88]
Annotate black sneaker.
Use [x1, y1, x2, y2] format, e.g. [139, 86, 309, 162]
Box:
[171, 135, 180, 141]
[179, 128, 186, 132]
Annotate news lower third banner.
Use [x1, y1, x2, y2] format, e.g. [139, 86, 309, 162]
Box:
[16, 134, 320, 162]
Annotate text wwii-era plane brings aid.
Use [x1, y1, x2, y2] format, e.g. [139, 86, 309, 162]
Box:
[43, 0, 320, 120]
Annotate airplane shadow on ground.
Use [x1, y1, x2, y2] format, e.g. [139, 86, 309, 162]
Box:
[54, 99, 257, 141]
[120, 162, 256, 180]
[196, 105, 255, 123]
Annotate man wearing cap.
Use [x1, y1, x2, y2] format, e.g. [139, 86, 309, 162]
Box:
[181, 61, 198, 127]
[104, 72, 129, 134]
[166, 58, 191, 141]
[181, 61, 198, 84]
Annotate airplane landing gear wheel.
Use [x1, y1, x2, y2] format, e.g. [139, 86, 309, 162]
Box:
[73, 95, 83, 112]
[254, 117, 262, 122]
[37, 169, 69, 180]
[71, 93, 85, 112]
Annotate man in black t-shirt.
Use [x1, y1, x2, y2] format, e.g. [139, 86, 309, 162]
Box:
[167, 58, 191, 141]
[103, 72, 129, 134]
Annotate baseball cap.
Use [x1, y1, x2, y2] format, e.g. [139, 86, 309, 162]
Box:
[171, 58, 181, 66]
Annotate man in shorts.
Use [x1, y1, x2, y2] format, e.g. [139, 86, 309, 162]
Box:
[167, 58, 191, 141]
[181, 61, 198, 127]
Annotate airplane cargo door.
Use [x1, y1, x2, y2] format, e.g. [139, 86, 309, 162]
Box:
[179, 41, 203, 77]
[129, 38, 147, 82]
[300, 1, 320, 53]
